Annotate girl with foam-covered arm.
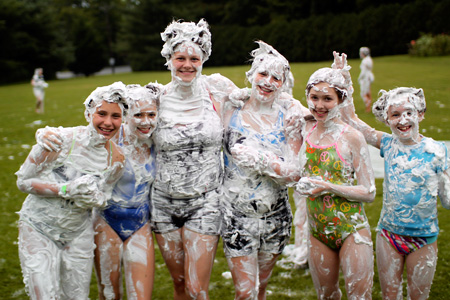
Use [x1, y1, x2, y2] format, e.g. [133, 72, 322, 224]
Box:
[341, 84, 450, 299]
[16, 82, 127, 299]
[93, 83, 161, 299]
[297, 52, 376, 299]
[221, 41, 308, 299]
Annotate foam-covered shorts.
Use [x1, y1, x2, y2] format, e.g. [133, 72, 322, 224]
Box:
[151, 187, 221, 235]
[380, 228, 437, 255]
[221, 197, 292, 258]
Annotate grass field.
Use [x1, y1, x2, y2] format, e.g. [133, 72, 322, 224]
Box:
[0, 55, 449, 299]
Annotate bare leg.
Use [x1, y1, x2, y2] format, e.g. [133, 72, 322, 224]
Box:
[308, 235, 342, 299]
[293, 191, 309, 267]
[257, 252, 279, 300]
[227, 254, 258, 300]
[183, 228, 219, 299]
[340, 229, 373, 300]
[123, 223, 155, 299]
[94, 217, 123, 300]
[363, 93, 372, 112]
[35, 97, 43, 114]
[376, 232, 404, 300]
[155, 230, 189, 300]
[405, 241, 437, 300]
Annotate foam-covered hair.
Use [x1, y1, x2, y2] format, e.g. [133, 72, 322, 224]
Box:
[160, 19, 212, 63]
[126, 83, 162, 110]
[372, 87, 426, 123]
[306, 67, 352, 102]
[245, 41, 290, 85]
[83, 81, 128, 122]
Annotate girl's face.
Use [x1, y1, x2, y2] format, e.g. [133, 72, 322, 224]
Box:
[91, 101, 122, 140]
[171, 44, 203, 83]
[307, 82, 340, 121]
[252, 69, 283, 103]
[386, 99, 423, 145]
[128, 100, 158, 140]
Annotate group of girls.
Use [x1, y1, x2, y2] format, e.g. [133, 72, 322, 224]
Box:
[16, 17, 449, 300]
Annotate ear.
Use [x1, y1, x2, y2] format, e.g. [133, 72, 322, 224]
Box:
[418, 111, 425, 122]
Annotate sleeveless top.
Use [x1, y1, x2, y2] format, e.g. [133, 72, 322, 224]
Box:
[302, 124, 368, 249]
[223, 107, 288, 216]
[152, 78, 223, 198]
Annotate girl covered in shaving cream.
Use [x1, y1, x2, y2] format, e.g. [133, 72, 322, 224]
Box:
[16, 82, 127, 299]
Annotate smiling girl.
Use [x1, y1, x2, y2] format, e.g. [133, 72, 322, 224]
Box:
[342, 86, 450, 299]
[297, 52, 375, 299]
[93, 83, 161, 300]
[16, 82, 128, 299]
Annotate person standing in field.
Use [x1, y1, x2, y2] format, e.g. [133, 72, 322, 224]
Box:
[342, 86, 450, 300]
[358, 47, 374, 113]
[151, 19, 239, 299]
[16, 82, 127, 299]
[31, 68, 49, 114]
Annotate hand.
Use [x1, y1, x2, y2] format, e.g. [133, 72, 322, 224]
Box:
[60, 175, 108, 208]
[36, 127, 63, 152]
[230, 143, 272, 174]
[229, 88, 251, 108]
[296, 177, 329, 197]
[285, 113, 304, 138]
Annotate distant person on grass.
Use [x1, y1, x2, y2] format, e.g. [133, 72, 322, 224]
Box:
[342, 87, 450, 299]
[16, 82, 127, 299]
[31, 68, 48, 114]
[358, 47, 374, 113]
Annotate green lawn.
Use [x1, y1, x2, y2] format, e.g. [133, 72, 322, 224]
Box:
[0, 55, 449, 299]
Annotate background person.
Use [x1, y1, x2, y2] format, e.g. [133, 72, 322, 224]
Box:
[358, 47, 374, 112]
[31, 68, 48, 114]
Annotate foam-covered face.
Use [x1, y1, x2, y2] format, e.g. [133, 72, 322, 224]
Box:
[307, 82, 340, 122]
[170, 43, 203, 83]
[127, 100, 158, 140]
[251, 66, 284, 103]
[91, 101, 122, 140]
[386, 98, 423, 145]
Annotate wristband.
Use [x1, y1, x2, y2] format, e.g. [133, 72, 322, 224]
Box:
[60, 184, 67, 196]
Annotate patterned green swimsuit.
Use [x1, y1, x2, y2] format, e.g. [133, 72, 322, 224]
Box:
[303, 124, 369, 250]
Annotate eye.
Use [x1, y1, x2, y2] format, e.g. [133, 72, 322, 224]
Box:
[259, 71, 268, 77]
[112, 113, 122, 119]
[148, 112, 157, 117]
[134, 113, 143, 118]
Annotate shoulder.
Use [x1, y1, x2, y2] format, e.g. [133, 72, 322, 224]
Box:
[422, 137, 447, 159]
[110, 141, 125, 164]
[343, 125, 367, 147]
[204, 73, 236, 90]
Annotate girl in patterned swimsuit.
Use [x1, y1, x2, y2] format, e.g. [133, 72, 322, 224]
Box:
[297, 52, 376, 299]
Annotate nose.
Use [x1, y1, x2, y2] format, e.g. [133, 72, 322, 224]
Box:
[103, 115, 113, 127]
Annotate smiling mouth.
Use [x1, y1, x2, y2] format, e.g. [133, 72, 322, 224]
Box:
[397, 125, 412, 132]
[99, 127, 114, 135]
[138, 127, 151, 134]
[258, 85, 273, 94]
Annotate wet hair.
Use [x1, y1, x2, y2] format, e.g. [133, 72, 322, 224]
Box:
[84, 81, 129, 122]
[160, 19, 212, 63]
[372, 87, 426, 123]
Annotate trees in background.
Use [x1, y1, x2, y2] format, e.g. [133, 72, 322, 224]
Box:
[1, 0, 449, 84]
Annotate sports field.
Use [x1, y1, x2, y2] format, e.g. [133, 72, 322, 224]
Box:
[0, 55, 449, 299]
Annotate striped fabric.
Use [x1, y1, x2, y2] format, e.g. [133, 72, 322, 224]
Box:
[380, 229, 428, 255]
